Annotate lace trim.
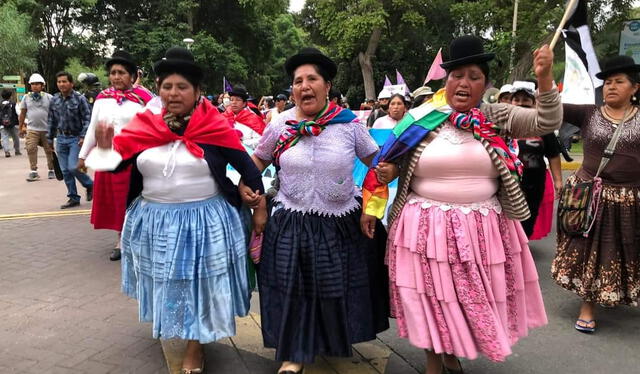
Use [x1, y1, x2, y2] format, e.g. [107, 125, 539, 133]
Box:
[272, 196, 361, 217]
[407, 195, 502, 216]
[437, 121, 474, 145]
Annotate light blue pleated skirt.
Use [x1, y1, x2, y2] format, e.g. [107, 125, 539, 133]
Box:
[121, 195, 250, 343]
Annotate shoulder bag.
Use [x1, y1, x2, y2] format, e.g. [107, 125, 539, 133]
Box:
[558, 108, 628, 237]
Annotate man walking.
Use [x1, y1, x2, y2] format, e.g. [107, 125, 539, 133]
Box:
[0, 90, 21, 157]
[47, 71, 93, 209]
[19, 73, 55, 181]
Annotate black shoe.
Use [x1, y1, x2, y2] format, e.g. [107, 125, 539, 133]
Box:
[60, 199, 80, 209]
[86, 186, 93, 202]
[110, 248, 121, 261]
[15, 151, 21, 156]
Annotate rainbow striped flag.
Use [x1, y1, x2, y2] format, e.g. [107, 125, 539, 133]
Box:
[362, 89, 452, 218]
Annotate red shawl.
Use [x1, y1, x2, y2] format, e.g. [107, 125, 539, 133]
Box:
[96, 85, 154, 106]
[223, 107, 266, 135]
[114, 98, 244, 160]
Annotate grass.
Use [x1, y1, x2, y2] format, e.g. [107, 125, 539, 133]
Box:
[568, 140, 583, 155]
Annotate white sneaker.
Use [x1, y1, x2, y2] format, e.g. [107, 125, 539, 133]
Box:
[26, 171, 40, 182]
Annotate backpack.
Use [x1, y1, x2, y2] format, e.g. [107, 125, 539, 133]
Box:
[0, 103, 17, 128]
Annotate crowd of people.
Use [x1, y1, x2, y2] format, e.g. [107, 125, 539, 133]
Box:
[1, 33, 638, 374]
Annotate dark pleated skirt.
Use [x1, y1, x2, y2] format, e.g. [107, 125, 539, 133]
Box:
[258, 205, 389, 363]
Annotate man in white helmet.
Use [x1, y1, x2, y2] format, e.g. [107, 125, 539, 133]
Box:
[19, 73, 55, 181]
[367, 88, 392, 128]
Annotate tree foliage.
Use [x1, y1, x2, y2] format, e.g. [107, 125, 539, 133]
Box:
[0, 2, 38, 74]
[301, 0, 636, 107]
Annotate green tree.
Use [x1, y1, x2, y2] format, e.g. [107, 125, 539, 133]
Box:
[0, 2, 38, 74]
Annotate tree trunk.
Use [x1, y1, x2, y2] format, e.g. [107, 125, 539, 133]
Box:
[358, 27, 382, 100]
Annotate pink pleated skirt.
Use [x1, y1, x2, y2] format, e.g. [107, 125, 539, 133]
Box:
[387, 194, 547, 362]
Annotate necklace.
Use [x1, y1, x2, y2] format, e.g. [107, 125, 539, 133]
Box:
[602, 105, 636, 124]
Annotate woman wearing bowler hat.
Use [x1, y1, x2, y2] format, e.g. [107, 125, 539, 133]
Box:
[87, 46, 266, 373]
[240, 47, 389, 374]
[78, 50, 153, 261]
[552, 55, 640, 334]
[362, 35, 558, 373]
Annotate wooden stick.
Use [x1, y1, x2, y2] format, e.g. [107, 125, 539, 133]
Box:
[549, 0, 579, 49]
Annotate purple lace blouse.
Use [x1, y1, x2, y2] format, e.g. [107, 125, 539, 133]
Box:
[253, 108, 379, 216]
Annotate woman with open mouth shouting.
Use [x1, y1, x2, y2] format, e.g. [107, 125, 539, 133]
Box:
[239, 47, 389, 374]
[361, 35, 560, 373]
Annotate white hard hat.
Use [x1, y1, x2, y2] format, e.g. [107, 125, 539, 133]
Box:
[28, 73, 46, 84]
[377, 88, 391, 99]
[510, 80, 536, 96]
[499, 84, 513, 94]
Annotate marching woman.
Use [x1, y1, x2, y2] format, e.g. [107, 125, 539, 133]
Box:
[509, 80, 563, 238]
[240, 47, 389, 374]
[78, 50, 153, 261]
[87, 47, 266, 373]
[371, 93, 408, 130]
[363, 36, 556, 373]
[552, 55, 640, 333]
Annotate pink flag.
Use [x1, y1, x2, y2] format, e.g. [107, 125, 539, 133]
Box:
[424, 48, 447, 84]
[395, 69, 405, 85]
[383, 75, 392, 87]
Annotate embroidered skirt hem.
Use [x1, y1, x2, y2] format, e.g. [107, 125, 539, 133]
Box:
[552, 175, 640, 307]
[121, 196, 250, 343]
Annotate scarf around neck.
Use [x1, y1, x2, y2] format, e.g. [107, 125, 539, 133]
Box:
[96, 85, 154, 106]
[272, 101, 356, 166]
[113, 98, 244, 161]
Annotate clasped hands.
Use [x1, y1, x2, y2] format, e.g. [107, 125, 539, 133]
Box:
[239, 182, 268, 235]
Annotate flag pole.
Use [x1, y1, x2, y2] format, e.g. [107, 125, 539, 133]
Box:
[550, 0, 579, 49]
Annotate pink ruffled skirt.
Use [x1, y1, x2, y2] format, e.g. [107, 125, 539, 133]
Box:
[387, 194, 547, 362]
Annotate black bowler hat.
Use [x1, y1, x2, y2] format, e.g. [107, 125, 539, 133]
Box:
[284, 47, 337, 80]
[106, 50, 138, 74]
[228, 86, 249, 100]
[154, 46, 203, 82]
[440, 35, 495, 70]
[595, 55, 640, 80]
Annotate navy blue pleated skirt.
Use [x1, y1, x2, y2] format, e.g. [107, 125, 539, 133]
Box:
[258, 204, 389, 363]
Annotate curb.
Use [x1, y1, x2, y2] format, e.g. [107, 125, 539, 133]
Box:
[561, 161, 581, 171]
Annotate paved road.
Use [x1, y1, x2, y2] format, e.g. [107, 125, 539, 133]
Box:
[0, 144, 638, 374]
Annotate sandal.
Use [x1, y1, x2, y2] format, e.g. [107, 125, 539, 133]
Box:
[278, 364, 304, 374]
[181, 360, 204, 374]
[442, 358, 463, 374]
[574, 318, 596, 333]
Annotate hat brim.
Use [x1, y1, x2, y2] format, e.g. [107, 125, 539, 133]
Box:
[106, 57, 137, 72]
[154, 59, 203, 82]
[285, 53, 337, 80]
[440, 53, 495, 70]
[595, 65, 640, 80]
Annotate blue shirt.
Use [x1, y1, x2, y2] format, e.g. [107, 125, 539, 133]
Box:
[47, 90, 91, 139]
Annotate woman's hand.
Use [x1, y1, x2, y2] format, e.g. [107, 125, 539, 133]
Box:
[360, 213, 377, 239]
[252, 206, 268, 235]
[77, 158, 87, 174]
[554, 178, 563, 199]
[239, 181, 262, 208]
[533, 45, 554, 92]
[375, 162, 399, 185]
[95, 121, 114, 149]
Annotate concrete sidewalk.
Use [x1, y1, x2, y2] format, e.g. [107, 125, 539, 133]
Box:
[1, 142, 639, 374]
